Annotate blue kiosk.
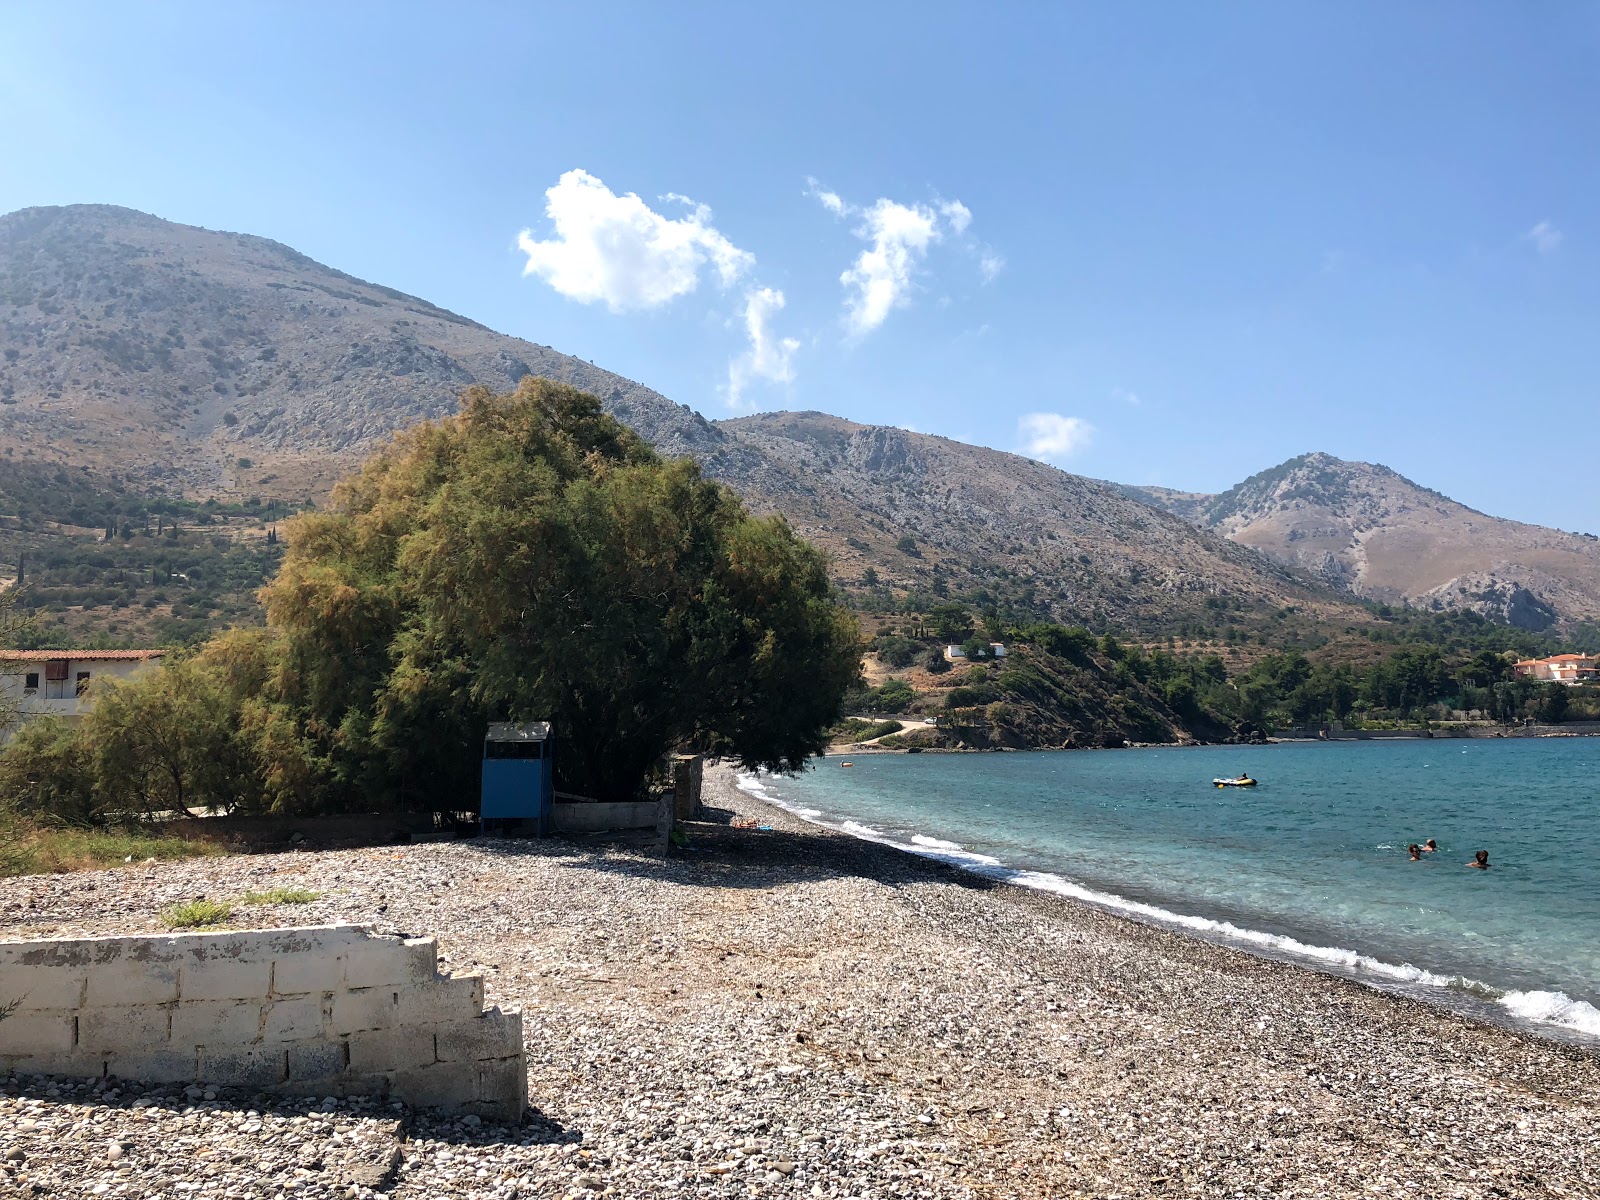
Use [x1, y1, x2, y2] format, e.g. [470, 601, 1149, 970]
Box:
[480, 721, 554, 836]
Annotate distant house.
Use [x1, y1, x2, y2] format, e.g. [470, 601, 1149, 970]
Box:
[944, 642, 1008, 661]
[1513, 653, 1598, 685]
[0, 649, 167, 736]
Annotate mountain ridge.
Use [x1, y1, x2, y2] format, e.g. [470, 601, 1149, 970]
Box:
[1121, 451, 1600, 629]
[0, 202, 1559, 636]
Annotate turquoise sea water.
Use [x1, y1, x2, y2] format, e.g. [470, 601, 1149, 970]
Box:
[745, 739, 1600, 1043]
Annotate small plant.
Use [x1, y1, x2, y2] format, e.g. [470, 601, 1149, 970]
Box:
[161, 899, 233, 929]
[240, 887, 318, 906]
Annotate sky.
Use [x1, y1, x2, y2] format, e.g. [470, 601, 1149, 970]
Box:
[2, 2, 1597, 531]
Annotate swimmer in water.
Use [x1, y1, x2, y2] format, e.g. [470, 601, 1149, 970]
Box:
[1466, 850, 1490, 870]
[1407, 844, 1422, 861]
[1423, 839, 1439, 853]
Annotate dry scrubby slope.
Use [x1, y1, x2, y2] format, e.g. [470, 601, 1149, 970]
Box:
[0, 204, 1362, 630]
[707, 411, 1353, 628]
[0, 204, 720, 498]
[1123, 452, 1600, 629]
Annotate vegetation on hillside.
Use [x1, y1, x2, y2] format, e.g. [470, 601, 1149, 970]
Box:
[0, 381, 860, 824]
[839, 594, 1600, 748]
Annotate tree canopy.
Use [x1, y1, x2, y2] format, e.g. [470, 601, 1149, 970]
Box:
[261, 379, 859, 801]
[0, 380, 859, 818]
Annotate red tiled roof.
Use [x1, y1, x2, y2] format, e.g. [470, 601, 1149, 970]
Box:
[0, 649, 167, 661]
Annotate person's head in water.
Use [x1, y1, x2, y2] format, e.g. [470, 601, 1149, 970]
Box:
[1408, 844, 1422, 861]
[1424, 839, 1438, 852]
[1468, 850, 1490, 869]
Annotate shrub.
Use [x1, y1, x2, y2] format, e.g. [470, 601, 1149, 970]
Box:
[240, 887, 318, 905]
[162, 898, 232, 928]
[0, 718, 100, 825]
[874, 634, 921, 668]
[872, 678, 916, 713]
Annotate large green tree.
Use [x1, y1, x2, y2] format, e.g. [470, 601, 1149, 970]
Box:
[262, 379, 860, 803]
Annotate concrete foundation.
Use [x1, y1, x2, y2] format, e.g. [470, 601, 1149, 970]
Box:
[0, 925, 526, 1122]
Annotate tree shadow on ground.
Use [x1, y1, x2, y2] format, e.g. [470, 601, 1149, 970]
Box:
[466, 806, 1001, 895]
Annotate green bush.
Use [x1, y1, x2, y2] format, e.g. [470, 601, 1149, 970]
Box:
[0, 719, 100, 825]
[161, 898, 232, 928]
[872, 678, 916, 713]
[240, 887, 318, 905]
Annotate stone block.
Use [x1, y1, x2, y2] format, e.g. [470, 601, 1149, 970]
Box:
[435, 1008, 522, 1064]
[271, 954, 341, 997]
[79, 1005, 169, 1052]
[85, 961, 179, 1007]
[261, 995, 326, 1041]
[199, 1044, 287, 1088]
[348, 1026, 436, 1073]
[0, 964, 85, 1010]
[343, 946, 408, 990]
[396, 977, 483, 1026]
[331, 987, 400, 1035]
[0, 1010, 75, 1056]
[104, 1047, 197, 1084]
[171, 1000, 262, 1046]
[402, 938, 439, 982]
[286, 1039, 346, 1080]
[180, 960, 273, 1002]
[389, 1062, 476, 1109]
[475, 1056, 529, 1123]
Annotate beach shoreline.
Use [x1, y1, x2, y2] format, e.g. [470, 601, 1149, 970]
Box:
[3, 763, 1599, 1197]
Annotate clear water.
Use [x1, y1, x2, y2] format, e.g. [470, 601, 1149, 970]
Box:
[748, 739, 1600, 1043]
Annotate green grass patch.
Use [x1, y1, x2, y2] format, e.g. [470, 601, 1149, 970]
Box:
[239, 887, 319, 906]
[161, 898, 234, 929]
[0, 821, 225, 878]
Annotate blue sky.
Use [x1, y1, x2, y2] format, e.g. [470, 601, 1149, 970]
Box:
[3, 3, 1596, 530]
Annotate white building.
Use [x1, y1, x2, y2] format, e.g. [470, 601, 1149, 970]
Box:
[0, 649, 167, 736]
[943, 643, 1008, 661]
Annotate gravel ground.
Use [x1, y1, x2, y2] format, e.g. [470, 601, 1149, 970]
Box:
[3, 763, 1599, 1199]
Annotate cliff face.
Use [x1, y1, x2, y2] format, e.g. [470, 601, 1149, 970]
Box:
[1123, 453, 1600, 629]
[0, 205, 1361, 632]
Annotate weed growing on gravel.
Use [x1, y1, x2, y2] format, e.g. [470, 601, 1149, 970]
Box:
[240, 887, 319, 905]
[161, 898, 233, 928]
[0, 823, 224, 877]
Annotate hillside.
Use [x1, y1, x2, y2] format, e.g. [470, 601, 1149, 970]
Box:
[0, 204, 1368, 637]
[704, 412, 1355, 630]
[1120, 453, 1600, 630]
[0, 204, 721, 500]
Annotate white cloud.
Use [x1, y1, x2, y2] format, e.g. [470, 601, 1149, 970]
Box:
[1018, 412, 1093, 461]
[940, 200, 972, 235]
[838, 198, 945, 336]
[1113, 388, 1141, 407]
[806, 176, 845, 216]
[809, 181, 990, 333]
[726, 287, 800, 409]
[517, 169, 753, 312]
[1522, 220, 1564, 254]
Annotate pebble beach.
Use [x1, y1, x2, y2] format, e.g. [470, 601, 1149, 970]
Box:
[3, 763, 1599, 1199]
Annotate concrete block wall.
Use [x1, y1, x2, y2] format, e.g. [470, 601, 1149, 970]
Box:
[0, 925, 525, 1122]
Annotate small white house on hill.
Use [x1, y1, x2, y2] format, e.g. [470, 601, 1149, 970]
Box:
[0, 649, 167, 737]
[944, 643, 1008, 661]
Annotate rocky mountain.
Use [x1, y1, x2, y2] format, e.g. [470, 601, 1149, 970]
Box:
[0, 204, 1362, 633]
[0, 204, 720, 500]
[1120, 453, 1600, 630]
